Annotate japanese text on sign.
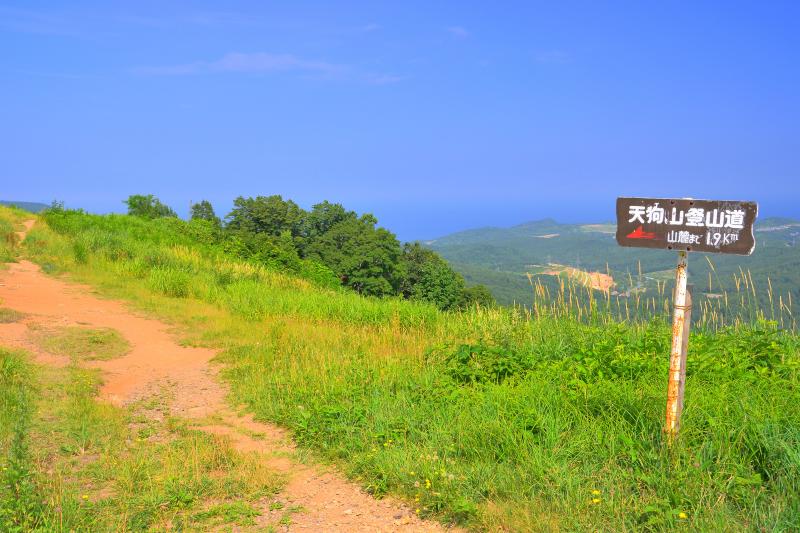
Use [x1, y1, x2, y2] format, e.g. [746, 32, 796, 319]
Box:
[615, 198, 757, 255]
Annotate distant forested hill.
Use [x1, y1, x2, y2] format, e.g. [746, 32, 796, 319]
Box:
[428, 217, 800, 309]
[0, 200, 49, 213]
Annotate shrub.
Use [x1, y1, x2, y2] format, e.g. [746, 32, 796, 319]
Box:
[125, 194, 177, 219]
[148, 267, 190, 298]
[432, 342, 532, 385]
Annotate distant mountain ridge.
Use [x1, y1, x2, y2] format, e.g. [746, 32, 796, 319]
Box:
[427, 218, 568, 246]
[0, 200, 49, 213]
[428, 216, 800, 306]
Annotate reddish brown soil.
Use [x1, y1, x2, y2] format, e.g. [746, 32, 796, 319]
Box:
[0, 220, 458, 532]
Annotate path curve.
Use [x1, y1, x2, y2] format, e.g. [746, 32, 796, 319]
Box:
[0, 220, 457, 532]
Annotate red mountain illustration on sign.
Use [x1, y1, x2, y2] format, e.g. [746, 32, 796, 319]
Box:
[627, 226, 656, 239]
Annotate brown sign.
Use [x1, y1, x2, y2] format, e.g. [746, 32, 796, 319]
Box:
[616, 197, 758, 255]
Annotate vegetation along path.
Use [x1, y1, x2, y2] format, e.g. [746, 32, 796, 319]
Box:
[0, 220, 455, 532]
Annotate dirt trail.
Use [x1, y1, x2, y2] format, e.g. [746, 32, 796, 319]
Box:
[0, 220, 457, 532]
[15, 218, 36, 241]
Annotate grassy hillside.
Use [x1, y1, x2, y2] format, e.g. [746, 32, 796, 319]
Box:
[0, 200, 49, 213]
[3, 206, 800, 531]
[1, 208, 285, 530]
[428, 218, 800, 321]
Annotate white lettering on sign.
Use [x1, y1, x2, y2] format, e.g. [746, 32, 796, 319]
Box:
[628, 205, 646, 223]
[667, 230, 702, 245]
[646, 203, 666, 224]
[668, 207, 684, 225]
[626, 206, 748, 231]
[705, 208, 725, 228]
[685, 208, 705, 227]
[725, 209, 745, 229]
[706, 232, 739, 246]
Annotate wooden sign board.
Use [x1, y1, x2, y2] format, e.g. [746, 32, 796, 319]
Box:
[616, 197, 758, 255]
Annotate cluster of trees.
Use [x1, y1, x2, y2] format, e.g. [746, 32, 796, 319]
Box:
[125, 194, 177, 219]
[124, 194, 494, 310]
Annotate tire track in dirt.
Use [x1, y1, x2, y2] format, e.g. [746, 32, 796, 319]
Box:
[0, 220, 459, 532]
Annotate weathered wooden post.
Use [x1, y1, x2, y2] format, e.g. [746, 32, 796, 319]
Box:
[616, 197, 758, 440]
[664, 257, 691, 438]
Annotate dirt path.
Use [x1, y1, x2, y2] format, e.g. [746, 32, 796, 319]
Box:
[0, 220, 457, 532]
[15, 218, 35, 241]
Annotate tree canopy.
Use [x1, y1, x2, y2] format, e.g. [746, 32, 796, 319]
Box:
[401, 242, 465, 310]
[125, 194, 177, 219]
[124, 193, 496, 307]
[459, 285, 496, 309]
[190, 200, 221, 227]
[303, 201, 357, 246]
[226, 195, 304, 239]
[305, 215, 404, 296]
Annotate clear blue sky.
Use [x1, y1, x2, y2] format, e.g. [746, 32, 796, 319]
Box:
[2, 2, 798, 240]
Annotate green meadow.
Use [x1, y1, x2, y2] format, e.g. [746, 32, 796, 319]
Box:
[2, 205, 799, 531]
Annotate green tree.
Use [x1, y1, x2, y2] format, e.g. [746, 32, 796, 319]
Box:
[225, 195, 304, 238]
[459, 285, 496, 309]
[190, 200, 221, 227]
[124, 194, 177, 219]
[305, 215, 404, 296]
[401, 242, 466, 310]
[184, 219, 221, 245]
[302, 201, 357, 245]
[248, 231, 303, 271]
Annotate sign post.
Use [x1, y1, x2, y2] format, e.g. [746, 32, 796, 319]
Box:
[616, 197, 758, 441]
[665, 253, 690, 437]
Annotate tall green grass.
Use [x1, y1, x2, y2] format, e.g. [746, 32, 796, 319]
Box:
[217, 318, 800, 530]
[527, 257, 798, 332]
[0, 206, 28, 264]
[12, 207, 800, 531]
[0, 349, 40, 530]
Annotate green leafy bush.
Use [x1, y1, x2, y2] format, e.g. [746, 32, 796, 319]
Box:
[432, 343, 531, 385]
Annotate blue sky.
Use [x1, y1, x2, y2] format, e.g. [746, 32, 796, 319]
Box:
[1, 2, 798, 240]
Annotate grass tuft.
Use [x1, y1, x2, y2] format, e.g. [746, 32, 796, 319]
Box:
[0, 307, 26, 324]
[148, 266, 191, 298]
[32, 326, 131, 361]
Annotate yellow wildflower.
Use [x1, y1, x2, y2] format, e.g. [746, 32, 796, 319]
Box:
[591, 498, 601, 504]
[678, 512, 688, 519]
[591, 489, 601, 495]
